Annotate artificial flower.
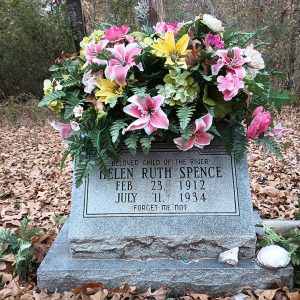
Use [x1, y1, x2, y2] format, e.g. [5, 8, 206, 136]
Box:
[265, 123, 292, 139]
[212, 47, 246, 78]
[244, 44, 265, 70]
[153, 22, 181, 35]
[105, 43, 143, 86]
[80, 30, 104, 51]
[48, 99, 63, 112]
[151, 32, 190, 68]
[82, 70, 103, 94]
[50, 121, 80, 140]
[73, 105, 83, 118]
[246, 106, 272, 139]
[204, 33, 224, 49]
[202, 14, 224, 33]
[95, 78, 124, 104]
[122, 95, 169, 135]
[156, 69, 199, 106]
[43, 79, 62, 95]
[217, 73, 244, 101]
[102, 25, 132, 44]
[85, 95, 105, 111]
[83, 40, 109, 68]
[174, 114, 214, 150]
[245, 67, 259, 80]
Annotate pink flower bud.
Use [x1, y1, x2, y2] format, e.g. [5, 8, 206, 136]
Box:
[246, 107, 272, 139]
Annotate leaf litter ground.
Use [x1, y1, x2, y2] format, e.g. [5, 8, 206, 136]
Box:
[0, 102, 299, 298]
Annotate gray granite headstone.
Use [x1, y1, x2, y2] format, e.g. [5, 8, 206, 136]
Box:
[69, 140, 256, 259]
[38, 139, 293, 293]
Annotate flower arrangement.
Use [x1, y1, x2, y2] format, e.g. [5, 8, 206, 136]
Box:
[39, 14, 293, 187]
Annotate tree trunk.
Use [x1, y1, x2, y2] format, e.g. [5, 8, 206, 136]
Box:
[286, 0, 299, 92]
[65, 0, 86, 52]
[148, 0, 165, 26]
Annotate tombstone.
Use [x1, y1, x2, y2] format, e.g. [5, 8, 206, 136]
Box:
[38, 139, 293, 295]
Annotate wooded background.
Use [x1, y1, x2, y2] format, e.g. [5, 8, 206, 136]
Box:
[0, 0, 299, 100]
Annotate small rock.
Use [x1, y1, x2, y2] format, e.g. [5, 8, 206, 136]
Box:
[256, 245, 290, 268]
[232, 293, 249, 300]
[219, 247, 239, 265]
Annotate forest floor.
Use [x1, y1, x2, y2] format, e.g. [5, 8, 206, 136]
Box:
[0, 99, 299, 299]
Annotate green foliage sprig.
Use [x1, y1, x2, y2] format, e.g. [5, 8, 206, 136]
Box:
[0, 217, 42, 278]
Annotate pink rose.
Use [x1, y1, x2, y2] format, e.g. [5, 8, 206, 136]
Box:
[246, 106, 272, 139]
[102, 25, 132, 44]
[153, 22, 181, 35]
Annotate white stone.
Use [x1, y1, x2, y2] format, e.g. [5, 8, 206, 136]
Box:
[219, 247, 239, 265]
[233, 293, 249, 300]
[257, 245, 291, 268]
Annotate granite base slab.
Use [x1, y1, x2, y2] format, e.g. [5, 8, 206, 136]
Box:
[37, 222, 293, 295]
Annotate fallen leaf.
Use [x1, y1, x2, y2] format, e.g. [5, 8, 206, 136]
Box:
[90, 289, 108, 300]
[73, 282, 105, 294]
[254, 289, 279, 300]
[140, 285, 170, 300]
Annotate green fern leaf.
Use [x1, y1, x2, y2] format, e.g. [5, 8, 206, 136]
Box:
[268, 88, 293, 111]
[177, 21, 193, 38]
[219, 125, 234, 153]
[176, 105, 196, 130]
[75, 159, 94, 188]
[125, 133, 139, 155]
[233, 128, 248, 161]
[60, 149, 71, 170]
[38, 90, 66, 107]
[180, 126, 194, 144]
[256, 137, 283, 159]
[102, 130, 118, 160]
[62, 74, 81, 88]
[260, 224, 284, 247]
[223, 27, 267, 47]
[96, 149, 111, 178]
[91, 131, 102, 150]
[64, 96, 84, 119]
[140, 136, 155, 155]
[110, 120, 127, 143]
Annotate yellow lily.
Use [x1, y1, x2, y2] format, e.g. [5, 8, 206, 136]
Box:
[95, 79, 124, 104]
[151, 32, 190, 68]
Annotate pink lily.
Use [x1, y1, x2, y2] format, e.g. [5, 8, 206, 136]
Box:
[105, 43, 143, 86]
[50, 121, 80, 140]
[83, 40, 109, 68]
[265, 123, 292, 139]
[212, 47, 246, 78]
[122, 95, 169, 135]
[102, 24, 133, 44]
[174, 114, 214, 151]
